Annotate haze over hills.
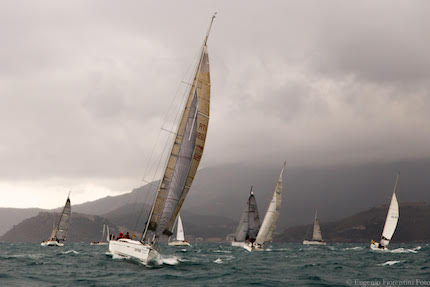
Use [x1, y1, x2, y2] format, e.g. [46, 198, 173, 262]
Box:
[1, 159, 429, 237]
[278, 202, 430, 243]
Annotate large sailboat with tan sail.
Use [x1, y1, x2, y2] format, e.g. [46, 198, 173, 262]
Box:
[109, 14, 215, 265]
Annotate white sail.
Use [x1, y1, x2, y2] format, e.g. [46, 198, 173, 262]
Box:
[312, 211, 323, 242]
[380, 174, 400, 247]
[176, 214, 185, 241]
[106, 225, 110, 242]
[100, 224, 106, 242]
[255, 162, 285, 245]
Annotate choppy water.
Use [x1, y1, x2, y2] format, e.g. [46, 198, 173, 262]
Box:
[1, 242, 429, 286]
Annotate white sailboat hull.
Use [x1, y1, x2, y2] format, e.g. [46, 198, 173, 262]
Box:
[370, 242, 388, 251]
[231, 241, 245, 247]
[90, 242, 108, 246]
[242, 242, 265, 252]
[168, 240, 191, 246]
[303, 240, 327, 245]
[41, 240, 64, 247]
[109, 239, 160, 265]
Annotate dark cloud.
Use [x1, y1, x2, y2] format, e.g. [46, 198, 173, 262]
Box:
[0, 0, 429, 207]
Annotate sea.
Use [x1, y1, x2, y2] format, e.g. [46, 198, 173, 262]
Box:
[0, 242, 429, 286]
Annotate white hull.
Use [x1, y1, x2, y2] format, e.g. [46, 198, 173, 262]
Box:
[109, 239, 161, 265]
[168, 240, 191, 246]
[243, 242, 265, 252]
[41, 240, 64, 247]
[370, 242, 388, 251]
[303, 240, 327, 245]
[231, 241, 245, 247]
[90, 241, 108, 246]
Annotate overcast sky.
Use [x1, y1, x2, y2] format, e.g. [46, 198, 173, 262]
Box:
[1, 0, 429, 208]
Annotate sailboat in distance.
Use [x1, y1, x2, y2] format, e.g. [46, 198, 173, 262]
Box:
[231, 186, 261, 248]
[370, 173, 400, 251]
[303, 211, 326, 245]
[245, 162, 286, 252]
[91, 224, 110, 245]
[109, 14, 215, 265]
[168, 214, 191, 246]
[41, 194, 71, 247]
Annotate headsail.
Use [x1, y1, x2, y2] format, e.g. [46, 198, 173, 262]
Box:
[234, 187, 260, 242]
[312, 211, 323, 242]
[51, 196, 71, 241]
[255, 162, 285, 245]
[380, 173, 400, 247]
[142, 14, 215, 243]
[176, 214, 185, 242]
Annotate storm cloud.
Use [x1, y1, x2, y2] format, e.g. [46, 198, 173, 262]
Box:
[0, 0, 429, 207]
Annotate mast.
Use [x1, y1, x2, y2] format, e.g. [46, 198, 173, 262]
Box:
[141, 14, 215, 243]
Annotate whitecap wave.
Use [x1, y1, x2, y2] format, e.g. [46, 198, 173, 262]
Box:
[379, 260, 401, 266]
[63, 250, 79, 254]
[343, 246, 363, 251]
[213, 258, 223, 264]
[390, 246, 421, 254]
[161, 256, 180, 265]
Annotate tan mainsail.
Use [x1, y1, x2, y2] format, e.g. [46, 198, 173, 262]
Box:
[143, 15, 214, 243]
[312, 211, 323, 242]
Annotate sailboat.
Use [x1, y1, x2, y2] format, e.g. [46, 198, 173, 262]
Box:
[245, 162, 286, 252]
[370, 173, 400, 251]
[303, 211, 326, 245]
[168, 214, 190, 246]
[91, 224, 110, 245]
[108, 14, 214, 265]
[41, 194, 71, 247]
[231, 186, 261, 248]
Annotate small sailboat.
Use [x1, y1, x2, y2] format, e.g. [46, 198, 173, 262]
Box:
[41, 195, 71, 247]
[245, 162, 285, 251]
[303, 211, 326, 245]
[231, 186, 261, 248]
[168, 214, 190, 246]
[109, 14, 214, 265]
[91, 224, 110, 245]
[370, 173, 400, 251]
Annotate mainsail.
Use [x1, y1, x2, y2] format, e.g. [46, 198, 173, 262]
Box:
[142, 15, 214, 243]
[234, 187, 261, 242]
[380, 173, 400, 247]
[255, 162, 285, 245]
[176, 214, 185, 242]
[312, 211, 323, 242]
[50, 196, 71, 241]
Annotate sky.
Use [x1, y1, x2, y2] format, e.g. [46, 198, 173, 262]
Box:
[1, 0, 429, 208]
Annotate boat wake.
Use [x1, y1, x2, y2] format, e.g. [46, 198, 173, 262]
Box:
[343, 246, 364, 251]
[379, 260, 401, 266]
[390, 246, 421, 254]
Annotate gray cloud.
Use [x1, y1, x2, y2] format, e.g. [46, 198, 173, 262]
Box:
[0, 0, 429, 207]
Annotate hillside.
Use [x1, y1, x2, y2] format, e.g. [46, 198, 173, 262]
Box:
[277, 202, 430, 243]
[0, 212, 119, 243]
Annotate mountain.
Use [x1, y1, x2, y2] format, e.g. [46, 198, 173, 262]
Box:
[0, 212, 119, 243]
[103, 202, 237, 239]
[1, 159, 430, 237]
[277, 202, 430, 243]
[0, 208, 44, 238]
